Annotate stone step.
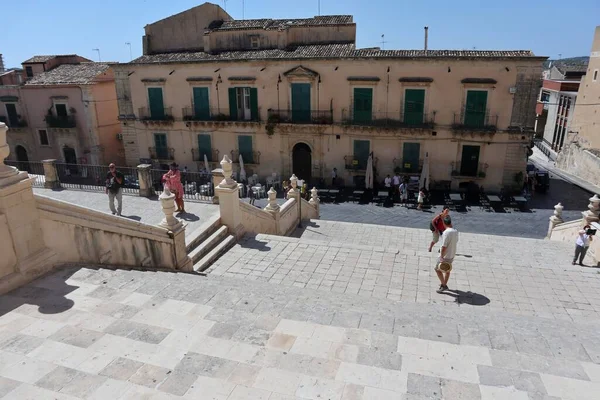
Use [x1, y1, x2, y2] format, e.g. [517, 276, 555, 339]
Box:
[189, 225, 229, 264]
[185, 214, 221, 253]
[193, 234, 236, 272]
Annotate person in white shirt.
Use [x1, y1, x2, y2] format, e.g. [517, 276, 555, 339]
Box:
[573, 225, 594, 266]
[332, 168, 337, 187]
[435, 216, 459, 293]
[392, 174, 400, 200]
[384, 175, 392, 188]
[399, 181, 408, 205]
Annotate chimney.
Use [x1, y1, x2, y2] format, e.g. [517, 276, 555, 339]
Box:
[424, 27, 429, 51]
[0, 54, 4, 72]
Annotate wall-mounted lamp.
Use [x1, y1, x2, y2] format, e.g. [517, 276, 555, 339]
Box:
[214, 68, 221, 73]
[447, 67, 451, 73]
[334, 66, 339, 71]
[260, 67, 266, 71]
[168, 70, 175, 75]
[505, 67, 510, 72]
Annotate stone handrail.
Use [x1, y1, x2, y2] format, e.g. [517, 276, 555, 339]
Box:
[240, 200, 276, 221]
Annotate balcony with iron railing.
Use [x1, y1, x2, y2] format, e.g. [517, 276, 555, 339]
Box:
[192, 148, 220, 162]
[342, 110, 435, 128]
[149, 146, 175, 160]
[45, 114, 76, 129]
[450, 161, 489, 179]
[267, 109, 333, 125]
[344, 155, 378, 171]
[231, 150, 261, 165]
[0, 115, 28, 130]
[138, 107, 174, 123]
[452, 109, 498, 132]
[393, 158, 424, 174]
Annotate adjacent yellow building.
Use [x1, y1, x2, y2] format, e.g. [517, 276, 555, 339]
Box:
[114, 2, 546, 191]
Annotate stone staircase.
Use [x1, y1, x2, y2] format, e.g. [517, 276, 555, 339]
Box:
[185, 215, 236, 272]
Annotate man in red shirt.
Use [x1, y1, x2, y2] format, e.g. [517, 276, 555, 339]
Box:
[428, 206, 450, 252]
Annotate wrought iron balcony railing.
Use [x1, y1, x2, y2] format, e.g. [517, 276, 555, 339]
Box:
[192, 148, 220, 162]
[452, 109, 498, 132]
[45, 114, 76, 128]
[393, 158, 424, 173]
[0, 115, 28, 128]
[231, 150, 260, 165]
[450, 161, 489, 178]
[267, 109, 333, 125]
[138, 107, 174, 122]
[149, 146, 175, 160]
[344, 155, 378, 171]
[342, 110, 434, 128]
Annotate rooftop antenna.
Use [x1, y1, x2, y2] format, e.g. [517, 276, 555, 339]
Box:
[92, 48, 101, 62]
[558, 53, 562, 59]
[242, 0, 245, 20]
[318, 0, 321, 15]
[381, 34, 387, 50]
[125, 42, 132, 61]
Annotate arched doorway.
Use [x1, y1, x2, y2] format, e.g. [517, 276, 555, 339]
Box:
[292, 143, 312, 184]
[15, 145, 29, 172]
[63, 146, 77, 164]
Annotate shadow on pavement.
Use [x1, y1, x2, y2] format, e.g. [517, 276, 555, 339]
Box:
[178, 213, 200, 222]
[239, 236, 272, 252]
[123, 215, 142, 221]
[442, 289, 490, 306]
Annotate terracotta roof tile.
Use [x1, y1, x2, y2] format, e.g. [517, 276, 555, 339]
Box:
[24, 63, 111, 85]
[22, 54, 78, 63]
[132, 44, 542, 65]
[213, 15, 353, 31]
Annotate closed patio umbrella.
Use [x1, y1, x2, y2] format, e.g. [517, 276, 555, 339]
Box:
[419, 152, 430, 191]
[239, 154, 247, 182]
[204, 154, 210, 172]
[365, 154, 374, 189]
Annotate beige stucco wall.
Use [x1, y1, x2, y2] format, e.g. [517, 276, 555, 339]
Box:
[91, 80, 124, 165]
[240, 200, 277, 235]
[143, 3, 232, 54]
[0, 214, 18, 279]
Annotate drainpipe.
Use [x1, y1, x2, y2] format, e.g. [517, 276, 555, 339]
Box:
[386, 67, 390, 117]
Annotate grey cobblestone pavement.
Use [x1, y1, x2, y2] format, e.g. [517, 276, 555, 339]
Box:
[32, 188, 219, 239]
[1, 260, 600, 399]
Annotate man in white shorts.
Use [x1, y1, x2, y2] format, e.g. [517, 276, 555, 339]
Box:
[435, 215, 458, 293]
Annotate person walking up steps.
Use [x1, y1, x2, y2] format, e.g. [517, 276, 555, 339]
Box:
[435, 215, 458, 293]
[429, 206, 450, 252]
[105, 163, 124, 216]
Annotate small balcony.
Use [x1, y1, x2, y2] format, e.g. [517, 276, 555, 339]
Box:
[182, 107, 214, 122]
[192, 148, 220, 162]
[149, 146, 175, 161]
[267, 109, 333, 125]
[393, 158, 424, 174]
[342, 111, 434, 128]
[231, 150, 260, 165]
[138, 107, 174, 123]
[344, 155, 378, 171]
[45, 114, 76, 129]
[452, 110, 498, 132]
[450, 161, 489, 179]
[0, 115, 28, 130]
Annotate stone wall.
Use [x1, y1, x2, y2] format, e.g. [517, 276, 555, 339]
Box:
[557, 143, 600, 188]
[502, 140, 527, 190]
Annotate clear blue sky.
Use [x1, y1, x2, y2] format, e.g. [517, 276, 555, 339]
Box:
[1, 0, 598, 68]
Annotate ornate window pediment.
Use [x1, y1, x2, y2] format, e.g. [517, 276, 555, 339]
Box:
[283, 65, 319, 81]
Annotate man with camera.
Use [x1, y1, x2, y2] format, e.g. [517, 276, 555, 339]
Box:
[573, 225, 595, 266]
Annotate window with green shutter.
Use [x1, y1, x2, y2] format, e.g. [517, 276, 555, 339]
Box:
[148, 87, 165, 119]
[249, 88, 258, 121]
[403, 89, 425, 125]
[197, 134, 212, 162]
[291, 83, 311, 123]
[464, 90, 487, 128]
[353, 140, 370, 170]
[229, 87, 258, 121]
[228, 88, 238, 120]
[353, 88, 373, 123]
[193, 87, 210, 120]
[5, 103, 19, 127]
[238, 135, 253, 164]
[460, 145, 480, 176]
[154, 133, 168, 159]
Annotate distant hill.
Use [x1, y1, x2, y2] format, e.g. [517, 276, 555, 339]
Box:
[543, 56, 589, 69]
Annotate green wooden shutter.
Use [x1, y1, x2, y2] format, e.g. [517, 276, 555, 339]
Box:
[291, 83, 311, 123]
[404, 89, 425, 125]
[228, 88, 238, 120]
[249, 88, 259, 121]
[154, 133, 168, 159]
[353, 140, 370, 170]
[402, 142, 421, 173]
[460, 145, 480, 176]
[464, 90, 487, 127]
[353, 88, 373, 123]
[197, 134, 212, 161]
[193, 87, 210, 120]
[238, 135, 253, 163]
[147, 87, 165, 119]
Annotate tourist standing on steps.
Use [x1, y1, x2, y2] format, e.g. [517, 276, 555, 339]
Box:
[435, 215, 458, 293]
[429, 206, 450, 252]
[573, 224, 594, 266]
[105, 163, 124, 216]
[162, 162, 185, 213]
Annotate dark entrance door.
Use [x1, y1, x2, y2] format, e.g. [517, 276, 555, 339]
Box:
[292, 143, 312, 184]
[460, 145, 480, 176]
[63, 146, 77, 164]
[15, 145, 29, 172]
